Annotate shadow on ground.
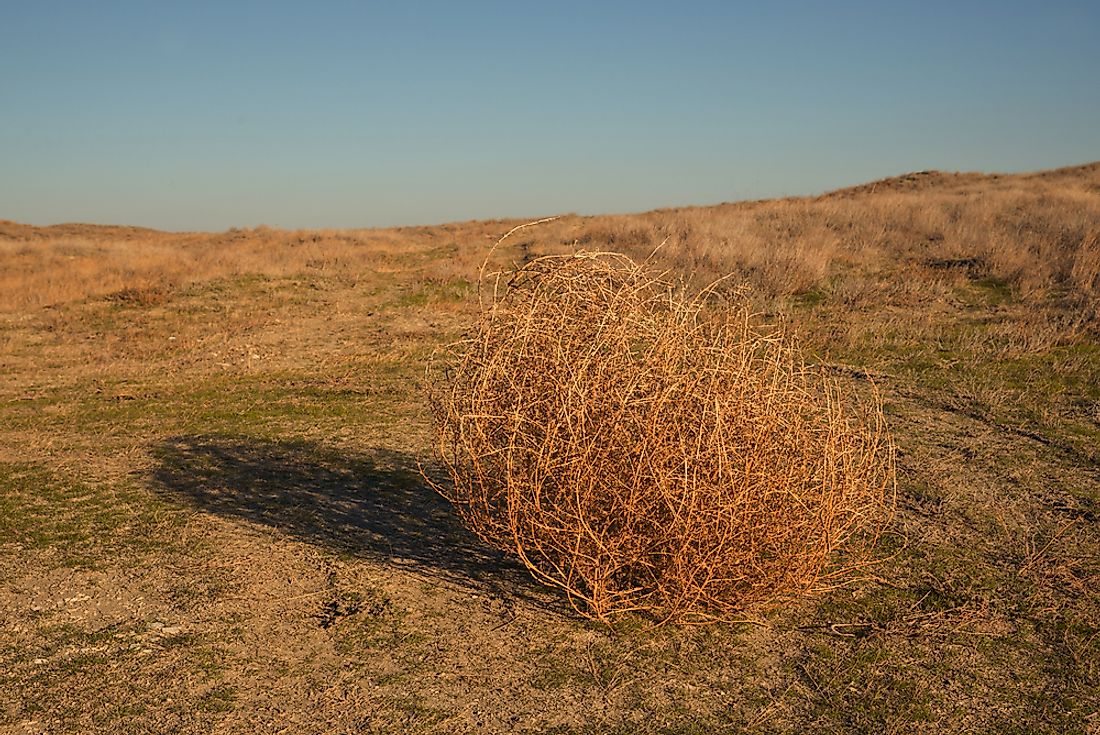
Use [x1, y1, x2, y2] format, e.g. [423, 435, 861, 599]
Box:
[150, 434, 549, 603]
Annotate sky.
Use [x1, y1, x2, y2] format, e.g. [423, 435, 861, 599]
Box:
[2, 1, 1098, 231]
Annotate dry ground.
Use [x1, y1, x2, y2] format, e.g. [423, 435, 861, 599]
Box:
[1, 162, 1099, 733]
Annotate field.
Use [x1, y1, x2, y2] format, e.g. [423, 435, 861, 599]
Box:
[2, 162, 1099, 733]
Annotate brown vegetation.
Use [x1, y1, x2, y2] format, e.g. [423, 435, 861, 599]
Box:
[430, 252, 894, 623]
[1, 161, 1097, 733]
[4, 162, 1098, 325]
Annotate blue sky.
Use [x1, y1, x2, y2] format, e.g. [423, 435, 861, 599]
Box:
[2, 1, 1098, 231]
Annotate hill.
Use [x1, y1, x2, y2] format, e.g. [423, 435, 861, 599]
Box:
[1, 163, 1098, 733]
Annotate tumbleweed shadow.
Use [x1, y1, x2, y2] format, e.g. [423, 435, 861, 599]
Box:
[150, 434, 547, 602]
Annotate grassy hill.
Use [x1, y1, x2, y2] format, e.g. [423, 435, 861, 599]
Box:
[1, 163, 1098, 733]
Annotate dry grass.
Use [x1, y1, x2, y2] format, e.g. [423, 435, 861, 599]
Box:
[428, 251, 895, 623]
[529, 164, 1100, 326]
[1, 161, 1098, 733]
[4, 163, 1097, 326]
[0, 221, 483, 313]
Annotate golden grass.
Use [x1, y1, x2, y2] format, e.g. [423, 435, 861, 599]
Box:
[3, 162, 1097, 326]
[2, 164, 1098, 731]
[0, 223, 432, 313]
[428, 251, 895, 623]
[584, 176, 1100, 308]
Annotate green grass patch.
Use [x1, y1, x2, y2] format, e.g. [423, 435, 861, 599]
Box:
[0, 463, 182, 569]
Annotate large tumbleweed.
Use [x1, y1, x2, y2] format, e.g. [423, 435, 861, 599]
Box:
[427, 250, 894, 623]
